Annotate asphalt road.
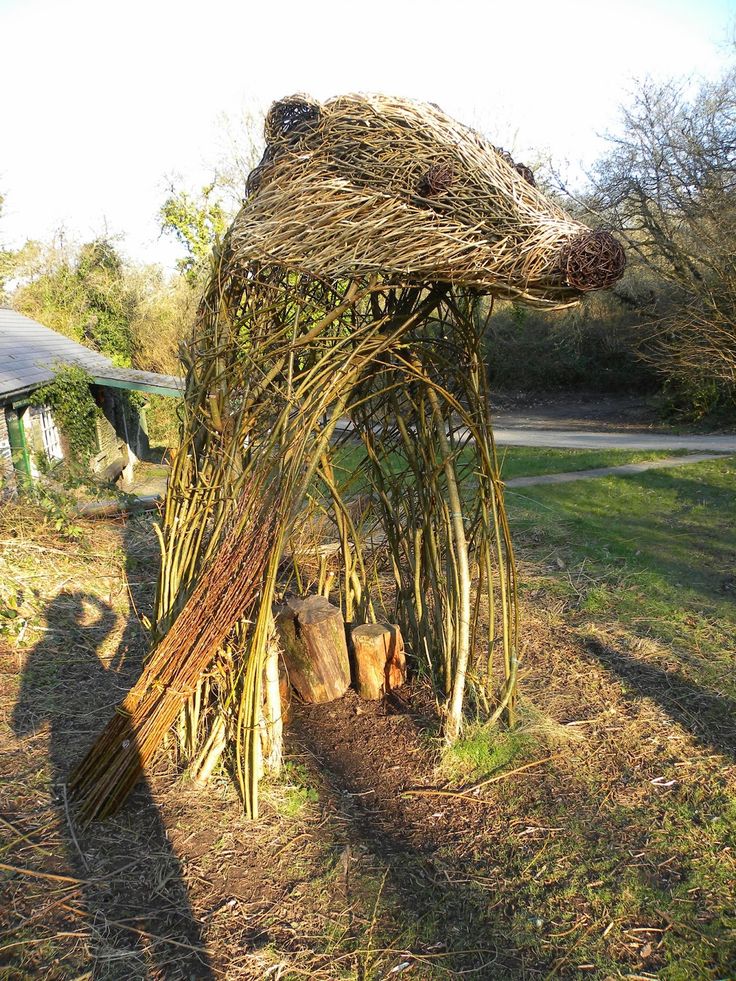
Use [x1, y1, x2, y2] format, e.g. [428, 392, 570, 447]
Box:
[334, 412, 736, 453]
[492, 424, 736, 453]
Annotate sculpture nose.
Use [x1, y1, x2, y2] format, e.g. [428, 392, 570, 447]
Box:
[560, 230, 626, 291]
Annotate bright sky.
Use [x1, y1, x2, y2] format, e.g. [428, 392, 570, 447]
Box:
[1, 0, 733, 269]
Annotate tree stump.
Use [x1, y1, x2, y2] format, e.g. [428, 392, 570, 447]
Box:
[351, 623, 406, 700]
[276, 595, 350, 703]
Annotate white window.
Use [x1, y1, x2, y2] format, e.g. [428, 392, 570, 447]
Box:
[37, 406, 63, 461]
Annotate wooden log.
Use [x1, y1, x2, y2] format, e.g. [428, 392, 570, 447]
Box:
[276, 595, 350, 703]
[351, 623, 406, 700]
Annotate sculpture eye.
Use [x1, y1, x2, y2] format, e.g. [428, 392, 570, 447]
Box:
[417, 163, 454, 198]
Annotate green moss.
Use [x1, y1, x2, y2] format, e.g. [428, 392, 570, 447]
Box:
[273, 762, 319, 818]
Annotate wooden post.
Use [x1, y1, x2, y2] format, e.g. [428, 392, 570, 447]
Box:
[351, 623, 406, 700]
[276, 595, 350, 703]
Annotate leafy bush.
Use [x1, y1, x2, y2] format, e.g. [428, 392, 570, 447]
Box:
[483, 295, 658, 393]
[658, 374, 736, 423]
[13, 237, 135, 365]
[145, 394, 181, 451]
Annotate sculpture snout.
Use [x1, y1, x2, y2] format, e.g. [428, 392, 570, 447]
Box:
[560, 230, 626, 292]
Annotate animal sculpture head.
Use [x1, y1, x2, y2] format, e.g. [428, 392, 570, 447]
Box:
[231, 93, 625, 307]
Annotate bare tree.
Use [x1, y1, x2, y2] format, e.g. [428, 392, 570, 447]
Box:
[160, 107, 264, 285]
[211, 105, 265, 209]
[590, 68, 736, 402]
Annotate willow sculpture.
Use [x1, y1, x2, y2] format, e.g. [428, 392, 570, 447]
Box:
[71, 93, 625, 821]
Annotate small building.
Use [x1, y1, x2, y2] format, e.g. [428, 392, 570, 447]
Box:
[0, 308, 183, 492]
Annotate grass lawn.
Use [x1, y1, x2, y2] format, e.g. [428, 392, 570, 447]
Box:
[487, 454, 736, 978]
[507, 455, 736, 672]
[333, 440, 692, 487]
[497, 444, 690, 480]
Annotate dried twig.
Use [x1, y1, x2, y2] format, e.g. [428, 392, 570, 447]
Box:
[0, 861, 85, 884]
[402, 754, 557, 802]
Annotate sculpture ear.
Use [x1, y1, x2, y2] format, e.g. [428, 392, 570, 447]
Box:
[265, 95, 322, 143]
[514, 163, 536, 187]
[248, 96, 322, 198]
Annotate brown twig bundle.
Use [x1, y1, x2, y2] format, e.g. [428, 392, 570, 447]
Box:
[69, 484, 279, 822]
[561, 230, 626, 291]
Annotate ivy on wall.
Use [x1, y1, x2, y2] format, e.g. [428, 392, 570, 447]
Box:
[31, 365, 99, 468]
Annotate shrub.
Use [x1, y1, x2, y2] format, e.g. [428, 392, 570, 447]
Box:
[145, 394, 181, 451]
[482, 295, 657, 393]
[31, 365, 99, 468]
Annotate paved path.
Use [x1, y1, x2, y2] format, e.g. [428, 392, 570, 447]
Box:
[336, 416, 736, 453]
[492, 426, 736, 453]
[505, 453, 726, 489]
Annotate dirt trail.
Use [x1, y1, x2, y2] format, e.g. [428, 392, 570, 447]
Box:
[490, 391, 665, 432]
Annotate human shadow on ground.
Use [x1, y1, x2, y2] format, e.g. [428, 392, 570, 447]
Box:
[583, 634, 736, 762]
[11, 583, 212, 979]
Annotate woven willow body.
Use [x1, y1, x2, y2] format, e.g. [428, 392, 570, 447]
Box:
[71, 94, 625, 821]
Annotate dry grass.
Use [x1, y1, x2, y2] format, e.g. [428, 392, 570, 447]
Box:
[2, 492, 736, 977]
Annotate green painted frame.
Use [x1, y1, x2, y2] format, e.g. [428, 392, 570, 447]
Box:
[91, 376, 182, 398]
[5, 405, 32, 484]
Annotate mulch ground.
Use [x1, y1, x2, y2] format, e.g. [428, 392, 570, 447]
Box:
[2, 505, 735, 979]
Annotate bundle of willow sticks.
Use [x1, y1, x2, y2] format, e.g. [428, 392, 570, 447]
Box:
[69, 485, 279, 822]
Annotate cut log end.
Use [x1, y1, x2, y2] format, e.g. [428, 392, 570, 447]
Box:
[351, 623, 406, 700]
